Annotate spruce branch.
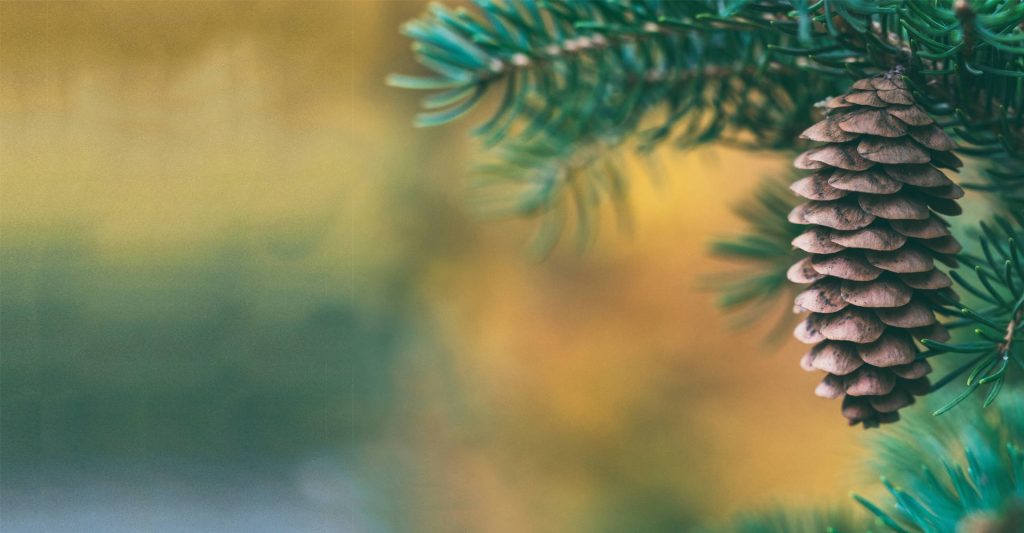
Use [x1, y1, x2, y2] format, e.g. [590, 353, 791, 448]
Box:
[855, 390, 1024, 532]
[471, 133, 632, 255]
[923, 216, 1024, 415]
[392, 0, 1022, 250]
[964, 156, 1024, 213]
[390, 0, 845, 249]
[708, 174, 804, 338]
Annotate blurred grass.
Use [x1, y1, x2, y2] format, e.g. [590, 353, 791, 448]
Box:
[1, 2, 869, 531]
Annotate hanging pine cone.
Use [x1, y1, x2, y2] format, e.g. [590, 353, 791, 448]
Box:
[788, 68, 964, 429]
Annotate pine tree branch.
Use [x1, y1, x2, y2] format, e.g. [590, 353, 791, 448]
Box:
[857, 389, 1024, 531]
[391, 0, 1023, 250]
[707, 174, 804, 338]
[924, 216, 1024, 414]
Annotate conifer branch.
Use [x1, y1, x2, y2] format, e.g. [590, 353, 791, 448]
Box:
[390, 0, 846, 248]
[392, 0, 1023, 250]
[924, 216, 1024, 414]
[856, 390, 1024, 532]
[708, 174, 804, 337]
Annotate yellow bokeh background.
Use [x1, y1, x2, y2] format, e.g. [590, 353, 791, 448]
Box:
[1, 2, 878, 531]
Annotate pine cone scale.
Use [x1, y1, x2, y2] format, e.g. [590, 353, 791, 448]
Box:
[828, 169, 903, 194]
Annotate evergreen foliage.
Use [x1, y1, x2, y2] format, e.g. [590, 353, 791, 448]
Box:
[708, 175, 804, 336]
[856, 391, 1024, 532]
[925, 216, 1024, 414]
[391, 0, 1023, 245]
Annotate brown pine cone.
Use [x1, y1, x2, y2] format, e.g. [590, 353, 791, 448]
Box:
[788, 69, 963, 429]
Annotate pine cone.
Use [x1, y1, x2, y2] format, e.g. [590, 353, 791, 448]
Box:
[788, 69, 963, 429]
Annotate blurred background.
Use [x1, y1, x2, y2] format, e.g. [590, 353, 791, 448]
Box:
[1, 2, 872, 531]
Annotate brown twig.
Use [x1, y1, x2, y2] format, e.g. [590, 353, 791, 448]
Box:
[1000, 306, 1023, 356]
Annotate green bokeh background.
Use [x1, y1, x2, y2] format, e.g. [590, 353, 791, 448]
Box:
[1, 2, 869, 531]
